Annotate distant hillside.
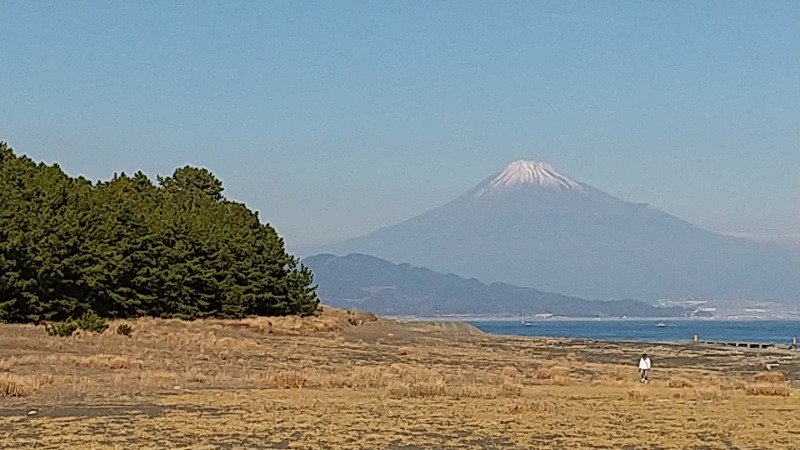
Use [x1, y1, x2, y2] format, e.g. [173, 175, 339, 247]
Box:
[303, 253, 685, 318]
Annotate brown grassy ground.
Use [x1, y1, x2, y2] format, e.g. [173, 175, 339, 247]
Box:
[1, 309, 798, 449]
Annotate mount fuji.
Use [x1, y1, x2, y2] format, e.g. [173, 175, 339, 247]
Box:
[315, 160, 799, 303]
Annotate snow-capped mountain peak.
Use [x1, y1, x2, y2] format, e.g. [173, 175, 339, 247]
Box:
[474, 160, 580, 197]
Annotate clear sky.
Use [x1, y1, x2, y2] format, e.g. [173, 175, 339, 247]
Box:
[2, 1, 798, 253]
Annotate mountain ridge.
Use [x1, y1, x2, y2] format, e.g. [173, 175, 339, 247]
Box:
[304, 253, 686, 318]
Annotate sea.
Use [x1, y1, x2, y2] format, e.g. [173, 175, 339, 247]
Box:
[469, 319, 800, 345]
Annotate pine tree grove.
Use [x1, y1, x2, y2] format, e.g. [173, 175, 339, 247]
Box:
[0, 142, 318, 322]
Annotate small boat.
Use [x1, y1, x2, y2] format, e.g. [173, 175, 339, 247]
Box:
[520, 311, 533, 326]
[656, 322, 666, 327]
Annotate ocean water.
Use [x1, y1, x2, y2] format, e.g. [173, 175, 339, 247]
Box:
[470, 319, 800, 345]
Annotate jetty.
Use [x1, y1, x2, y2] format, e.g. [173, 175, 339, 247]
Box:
[698, 340, 779, 350]
[692, 335, 798, 351]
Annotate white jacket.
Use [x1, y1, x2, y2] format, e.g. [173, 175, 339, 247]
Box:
[638, 357, 651, 370]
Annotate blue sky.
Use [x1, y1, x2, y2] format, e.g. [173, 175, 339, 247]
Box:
[2, 1, 798, 253]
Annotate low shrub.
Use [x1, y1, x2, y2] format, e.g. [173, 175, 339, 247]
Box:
[44, 311, 109, 337]
[116, 323, 133, 337]
[76, 311, 108, 334]
[45, 321, 78, 337]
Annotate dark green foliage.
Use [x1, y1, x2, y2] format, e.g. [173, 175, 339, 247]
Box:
[116, 323, 133, 336]
[45, 321, 79, 337]
[44, 312, 108, 337]
[76, 311, 109, 333]
[0, 142, 318, 323]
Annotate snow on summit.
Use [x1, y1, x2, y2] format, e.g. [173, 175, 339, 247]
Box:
[474, 160, 580, 197]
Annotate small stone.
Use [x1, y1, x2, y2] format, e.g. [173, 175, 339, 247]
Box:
[173, 385, 182, 390]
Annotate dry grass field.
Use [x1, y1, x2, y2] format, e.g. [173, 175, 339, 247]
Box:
[1, 308, 799, 449]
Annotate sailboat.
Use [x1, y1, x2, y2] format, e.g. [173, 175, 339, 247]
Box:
[520, 312, 533, 326]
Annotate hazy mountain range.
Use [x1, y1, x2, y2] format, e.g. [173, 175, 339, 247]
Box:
[315, 160, 799, 304]
[304, 253, 685, 318]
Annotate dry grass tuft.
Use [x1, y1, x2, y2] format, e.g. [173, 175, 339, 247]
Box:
[607, 366, 633, 382]
[500, 365, 520, 378]
[746, 383, 791, 397]
[0, 354, 144, 372]
[719, 379, 748, 391]
[692, 387, 729, 402]
[75, 354, 143, 370]
[262, 364, 462, 392]
[0, 374, 54, 398]
[266, 370, 309, 389]
[388, 379, 446, 398]
[183, 367, 209, 384]
[249, 363, 528, 399]
[498, 381, 524, 397]
[627, 390, 647, 402]
[668, 377, 693, 388]
[348, 366, 389, 388]
[385, 378, 501, 399]
[753, 371, 787, 384]
[508, 398, 560, 414]
[533, 365, 570, 380]
[563, 352, 579, 362]
[0, 376, 31, 397]
[394, 346, 418, 357]
[344, 310, 378, 326]
[208, 307, 378, 337]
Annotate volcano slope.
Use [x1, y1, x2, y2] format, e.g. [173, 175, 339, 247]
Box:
[0, 310, 798, 450]
[318, 160, 800, 303]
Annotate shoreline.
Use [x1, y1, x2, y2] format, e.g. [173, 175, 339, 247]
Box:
[392, 315, 800, 348]
[390, 315, 800, 322]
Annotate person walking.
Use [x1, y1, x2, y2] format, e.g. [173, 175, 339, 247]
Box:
[638, 353, 651, 383]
